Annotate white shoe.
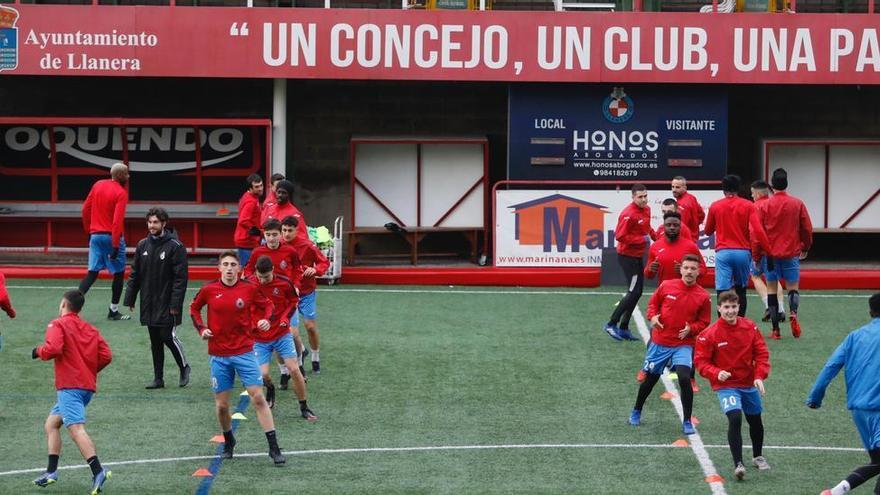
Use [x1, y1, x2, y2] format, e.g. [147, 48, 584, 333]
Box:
[752, 456, 771, 470]
[734, 462, 746, 481]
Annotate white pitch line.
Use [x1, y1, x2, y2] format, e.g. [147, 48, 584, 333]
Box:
[5, 285, 872, 298]
[0, 442, 863, 478]
[631, 306, 726, 495]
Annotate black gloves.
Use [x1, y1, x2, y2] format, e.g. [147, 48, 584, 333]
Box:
[108, 247, 120, 261]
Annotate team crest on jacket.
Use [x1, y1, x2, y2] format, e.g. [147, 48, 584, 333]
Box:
[273, 288, 280, 296]
[280, 260, 288, 270]
[160, 251, 166, 260]
[602, 87, 634, 124]
[235, 298, 245, 309]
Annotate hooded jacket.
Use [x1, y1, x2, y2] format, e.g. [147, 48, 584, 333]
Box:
[123, 228, 188, 327]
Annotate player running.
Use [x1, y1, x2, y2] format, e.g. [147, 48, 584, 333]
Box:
[748, 180, 786, 324]
[603, 184, 655, 342]
[31, 290, 113, 494]
[645, 212, 705, 284]
[752, 168, 813, 339]
[629, 254, 711, 435]
[248, 255, 317, 420]
[79, 162, 131, 321]
[695, 290, 771, 481]
[243, 219, 302, 281]
[808, 293, 880, 495]
[189, 251, 286, 465]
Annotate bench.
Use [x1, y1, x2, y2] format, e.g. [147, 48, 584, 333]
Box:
[346, 227, 484, 265]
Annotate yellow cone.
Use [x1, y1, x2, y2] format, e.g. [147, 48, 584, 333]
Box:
[231, 412, 248, 420]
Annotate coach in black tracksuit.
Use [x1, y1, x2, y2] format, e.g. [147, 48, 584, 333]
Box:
[124, 207, 190, 389]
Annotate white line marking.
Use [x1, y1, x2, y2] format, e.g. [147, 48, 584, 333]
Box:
[5, 285, 871, 298]
[632, 306, 726, 495]
[0, 443, 863, 478]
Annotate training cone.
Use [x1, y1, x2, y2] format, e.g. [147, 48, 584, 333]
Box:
[239, 390, 249, 397]
[690, 416, 700, 425]
[672, 439, 689, 447]
[660, 391, 677, 400]
[231, 412, 248, 420]
[705, 474, 725, 483]
[209, 435, 224, 443]
[668, 372, 679, 380]
[192, 468, 213, 477]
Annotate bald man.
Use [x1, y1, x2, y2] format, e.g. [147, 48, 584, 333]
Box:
[80, 163, 131, 321]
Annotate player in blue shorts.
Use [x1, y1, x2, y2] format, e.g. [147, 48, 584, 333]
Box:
[695, 291, 771, 481]
[808, 293, 880, 495]
[31, 290, 113, 493]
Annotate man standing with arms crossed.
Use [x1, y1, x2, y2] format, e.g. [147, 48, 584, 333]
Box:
[80, 163, 130, 321]
[808, 293, 880, 495]
[671, 176, 704, 242]
[31, 290, 113, 493]
[603, 184, 655, 342]
[753, 168, 813, 339]
[234, 173, 264, 268]
[190, 251, 286, 465]
[124, 207, 191, 390]
[629, 254, 711, 435]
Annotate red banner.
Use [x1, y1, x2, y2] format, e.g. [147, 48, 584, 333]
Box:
[2, 4, 880, 83]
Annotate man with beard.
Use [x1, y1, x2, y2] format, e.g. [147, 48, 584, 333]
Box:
[671, 176, 704, 242]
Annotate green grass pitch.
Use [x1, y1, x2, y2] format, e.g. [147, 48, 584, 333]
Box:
[0, 280, 875, 494]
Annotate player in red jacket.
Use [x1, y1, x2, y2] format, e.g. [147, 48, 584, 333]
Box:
[629, 254, 711, 436]
[248, 255, 317, 421]
[0, 271, 16, 352]
[752, 168, 813, 339]
[645, 212, 705, 283]
[233, 173, 264, 267]
[748, 181, 787, 325]
[283, 215, 330, 375]
[262, 173, 286, 211]
[31, 290, 113, 492]
[190, 251, 286, 465]
[695, 290, 771, 481]
[242, 219, 302, 282]
[261, 180, 309, 244]
[79, 163, 131, 321]
[671, 176, 705, 242]
[604, 184, 656, 342]
[655, 198, 693, 241]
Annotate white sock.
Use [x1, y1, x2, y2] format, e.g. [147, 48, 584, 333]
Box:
[779, 296, 786, 313]
[110, 304, 118, 312]
[311, 350, 319, 363]
[278, 363, 289, 375]
[761, 295, 768, 309]
[831, 480, 851, 495]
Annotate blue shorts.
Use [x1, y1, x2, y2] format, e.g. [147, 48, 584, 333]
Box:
[253, 333, 298, 365]
[210, 352, 264, 393]
[714, 249, 751, 291]
[750, 257, 768, 277]
[642, 343, 693, 375]
[88, 234, 126, 274]
[852, 409, 880, 451]
[50, 389, 94, 427]
[298, 292, 317, 321]
[765, 256, 800, 284]
[716, 387, 763, 415]
[238, 248, 253, 268]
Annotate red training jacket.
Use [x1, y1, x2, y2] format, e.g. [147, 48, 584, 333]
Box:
[189, 279, 274, 357]
[261, 202, 309, 244]
[694, 316, 771, 391]
[676, 191, 705, 242]
[644, 236, 706, 283]
[615, 202, 656, 257]
[0, 272, 15, 318]
[753, 191, 813, 259]
[81, 179, 128, 248]
[242, 244, 303, 282]
[655, 223, 693, 243]
[36, 313, 112, 392]
[262, 188, 276, 210]
[289, 236, 329, 296]
[234, 191, 262, 249]
[247, 274, 299, 343]
[646, 279, 711, 347]
[703, 195, 755, 251]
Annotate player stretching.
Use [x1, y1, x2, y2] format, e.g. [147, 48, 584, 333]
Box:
[284, 215, 329, 375]
[604, 184, 655, 341]
[753, 168, 813, 339]
[671, 176, 704, 242]
[249, 256, 317, 420]
[31, 290, 113, 493]
[695, 290, 771, 481]
[79, 163, 131, 321]
[808, 293, 880, 495]
[629, 255, 710, 435]
[190, 251, 286, 465]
